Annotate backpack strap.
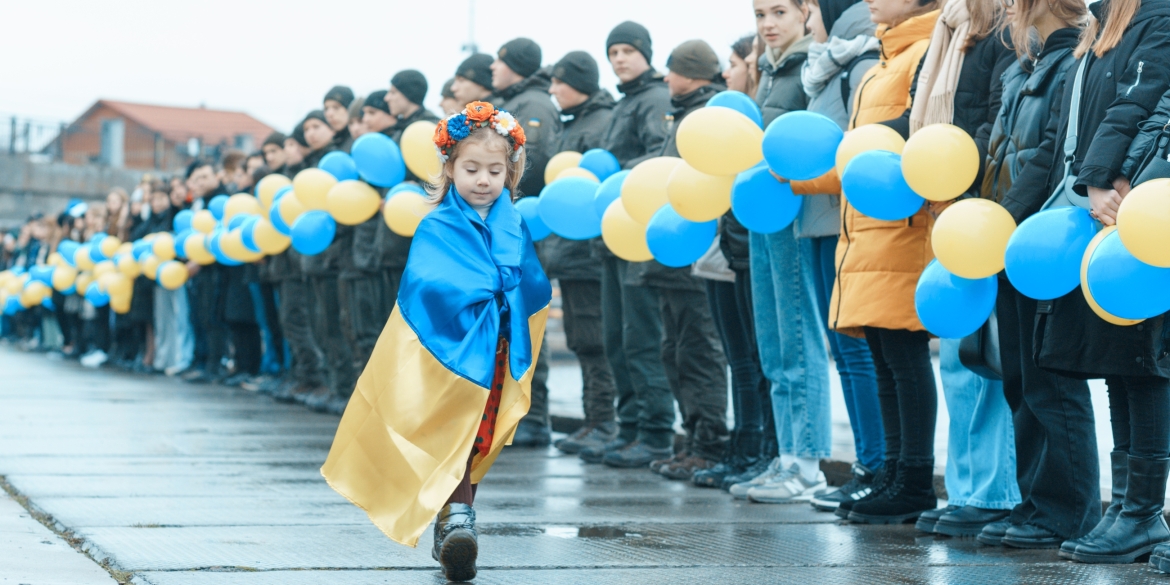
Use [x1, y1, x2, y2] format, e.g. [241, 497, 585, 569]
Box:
[840, 50, 880, 112]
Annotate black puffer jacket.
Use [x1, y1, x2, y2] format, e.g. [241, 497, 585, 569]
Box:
[953, 32, 1016, 193]
[623, 84, 723, 292]
[603, 69, 672, 168]
[498, 68, 563, 198]
[757, 37, 812, 126]
[986, 28, 1079, 222]
[542, 91, 616, 282]
[1033, 0, 1170, 380]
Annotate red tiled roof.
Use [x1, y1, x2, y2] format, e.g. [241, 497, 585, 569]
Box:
[94, 100, 275, 146]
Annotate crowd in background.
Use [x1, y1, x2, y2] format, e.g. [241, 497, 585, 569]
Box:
[5, 0, 1170, 571]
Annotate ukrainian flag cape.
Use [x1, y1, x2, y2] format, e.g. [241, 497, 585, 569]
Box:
[321, 187, 551, 547]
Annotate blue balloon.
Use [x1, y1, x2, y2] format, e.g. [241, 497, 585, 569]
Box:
[241, 217, 262, 253]
[207, 229, 242, 266]
[319, 151, 361, 182]
[57, 241, 79, 266]
[291, 211, 337, 255]
[3, 296, 21, 315]
[10, 266, 24, 276]
[762, 111, 843, 181]
[514, 196, 550, 241]
[132, 240, 152, 261]
[88, 241, 107, 263]
[29, 265, 53, 286]
[707, 90, 764, 129]
[269, 202, 292, 236]
[1004, 207, 1097, 300]
[41, 296, 54, 311]
[538, 178, 603, 240]
[351, 133, 406, 187]
[173, 230, 193, 260]
[85, 282, 110, 308]
[173, 209, 194, 233]
[579, 149, 622, 182]
[227, 214, 253, 230]
[594, 170, 630, 218]
[62, 285, 76, 296]
[389, 182, 428, 196]
[915, 259, 998, 338]
[208, 195, 229, 220]
[273, 185, 294, 204]
[731, 163, 803, 234]
[646, 205, 718, 268]
[1087, 230, 1170, 320]
[841, 151, 925, 221]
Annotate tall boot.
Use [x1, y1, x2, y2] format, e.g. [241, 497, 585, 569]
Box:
[848, 462, 937, 525]
[431, 503, 478, 581]
[1073, 456, 1170, 564]
[1061, 450, 1128, 559]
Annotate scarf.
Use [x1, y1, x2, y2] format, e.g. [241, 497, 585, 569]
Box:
[908, 0, 970, 134]
[802, 35, 881, 98]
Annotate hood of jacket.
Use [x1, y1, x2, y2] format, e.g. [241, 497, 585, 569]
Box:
[877, 10, 940, 61]
[832, 0, 878, 38]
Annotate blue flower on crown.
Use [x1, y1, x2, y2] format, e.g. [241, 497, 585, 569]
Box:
[447, 114, 471, 141]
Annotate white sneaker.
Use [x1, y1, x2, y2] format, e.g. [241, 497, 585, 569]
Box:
[729, 458, 787, 500]
[80, 350, 108, 368]
[747, 468, 827, 504]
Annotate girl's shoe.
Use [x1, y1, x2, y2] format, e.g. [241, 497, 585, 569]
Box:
[836, 459, 898, 519]
[1061, 450, 1128, 559]
[848, 463, 936, 524]
[432, 504, 478, 582]
[1072, 456, 1170, 564]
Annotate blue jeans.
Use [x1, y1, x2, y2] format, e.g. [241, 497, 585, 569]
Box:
[808, 236, 885, 471]
[940, 338, 1021, 509]
[751, 228, 832, 459]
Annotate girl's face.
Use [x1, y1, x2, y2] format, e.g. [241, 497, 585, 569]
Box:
[724, 53, 750, 93]
[755, 0, 808, 51]
[302, 118, 335, 151]
[867, 0, 922, 26]
[808, 2, 829, 42]
[450, 138, 509, 208]
[106, 192, 124, 213]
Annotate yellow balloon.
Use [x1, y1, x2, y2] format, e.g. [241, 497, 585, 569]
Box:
[143, 233, 159, 242]
[931, 199, 1017, 279]
[1081, 226, 1144, 326]
[47, 252, 62, 267]
[601, 199, 653, 262]
[75, 247, 95, 271]
[666, 161, 734, 222]
[402, 121, 443, 182]
[99, 236, 121, 259]
[253, 219, 292, 254]
[140, 254, 161, 280]
[256, 174, 292, 211]
[293, 168, 337, 210]
[221, 230, 263, 262]
[102, 273, 131, 298]
[622, 157, 683, 224]
[117, 242, 134, 256]
[383, 191, 432, 237]
[110, 293, 131, 315]
[327, 180, 382, 225]
[192, 210, 217, 234]
[837, 124, 907, 176]
[1117, 178, 1170, 268]
[545, 151, 583, 185]
[279, 190, 308, 226]
[158, 261, 189, 290]
[224, 193, 264, 223]
[152, 233, 176, 261]
[902, 124, 979, 202]
[93, 260, 116, 279]
[676, 107, 764, 176]
[74, 272, 93, 296]
[556, 167, 599, 182]
[184, 234, 216, 266]
[116, 254, 141, 279]
[4, 275, 23, 295]
[20, 285, 44, 308]
[52, 265, 78, 292]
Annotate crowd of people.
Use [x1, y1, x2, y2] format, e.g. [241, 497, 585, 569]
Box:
[5, 0, 1170, 575]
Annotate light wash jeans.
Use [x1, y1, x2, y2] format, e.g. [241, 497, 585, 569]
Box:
[940, 338, 1021, 509]
[153, 284, 193, 374]
[750, 227, 832, 459]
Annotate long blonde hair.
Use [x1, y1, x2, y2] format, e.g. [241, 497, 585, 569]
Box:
[1009, 0, 1088, 60]
[425, 127, 527, 204]
[966, 0, 1005, 50]
[1076, 0, 1140, 58]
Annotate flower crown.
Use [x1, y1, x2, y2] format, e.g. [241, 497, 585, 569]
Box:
[433, 101, 527, 163]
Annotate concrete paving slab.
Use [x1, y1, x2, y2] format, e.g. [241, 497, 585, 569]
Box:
[0, 492, 116, 584]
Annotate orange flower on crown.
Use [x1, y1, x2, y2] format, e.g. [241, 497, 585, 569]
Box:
[465, 101, 494, 123]
[509, 125, 526, 148]
[433, 119, 453, 149]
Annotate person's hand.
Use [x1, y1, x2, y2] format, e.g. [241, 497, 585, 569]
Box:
[1113, 176, 1132, 198]
[186, 261, 201, 277]
[1087, 186, 1124, 226]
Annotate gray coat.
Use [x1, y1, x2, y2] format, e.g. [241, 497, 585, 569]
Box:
[797, 3, 876, 238]
[497, 67, 563, 198]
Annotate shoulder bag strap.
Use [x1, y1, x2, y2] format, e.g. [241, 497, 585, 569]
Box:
[1062, 57, 1089, 180]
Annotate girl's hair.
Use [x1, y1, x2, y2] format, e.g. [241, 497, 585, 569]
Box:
[732, 34, 755, 60]
[1077, 0, 1140, 57]
[1010, 0, 1088, 60]
[965, 0, 1005, 51]
[425, 127, 527, 203]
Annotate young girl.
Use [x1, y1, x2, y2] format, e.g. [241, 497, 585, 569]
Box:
[322, 101, 550, 582]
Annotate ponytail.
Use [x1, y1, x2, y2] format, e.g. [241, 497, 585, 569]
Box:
[1076, 0, 1141, 58]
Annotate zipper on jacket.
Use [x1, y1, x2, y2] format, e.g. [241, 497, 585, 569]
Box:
[832, 201, 853, 331]
[1128, 61, 1145, 97]
[850, 75, 876, 129]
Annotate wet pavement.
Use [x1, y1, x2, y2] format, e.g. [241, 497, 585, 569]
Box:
[0, 346, 1166, 584]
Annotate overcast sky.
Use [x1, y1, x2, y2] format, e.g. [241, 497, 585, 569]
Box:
[1, 0, 756, 133]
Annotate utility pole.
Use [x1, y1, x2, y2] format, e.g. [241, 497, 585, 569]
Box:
[461, 0, 478, 55]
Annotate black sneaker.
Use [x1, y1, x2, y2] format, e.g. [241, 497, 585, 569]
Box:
[836, 459, 897, 519]
[693, 454, 754, 489]
[811, 462, 877, 511]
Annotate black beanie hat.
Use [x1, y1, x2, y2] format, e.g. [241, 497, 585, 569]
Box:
[456, 53, 495, 90]
[498, 38, 542, 78]
[440, 78, 456, 100]
[553, 51, 600, 96]
[607, 21, 653, 64]
[820, 0, 863, 38]
[666, 40, 721, 81]
[302, 110, 329, 131]
[365, 90, 390, 114]
[323, 85, 354, 108]
[290, 122, 308, 147]
[262, 131, 287, 148]
[390, 70, 428, 106]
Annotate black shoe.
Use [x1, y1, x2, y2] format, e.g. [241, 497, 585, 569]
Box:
[258, 376, 285, 395]
[837, 459, 898, 519]
[934, 506, 1011, 537]
[432, 503, 477, 582]
[693, 454, 754, 489]
[511, 420, 551, 448]
[222, 372, 251, 387]
[915, 505, 959, 533]
[580, 436, 630, 464]
[812, 462, 878, 512]
[977, 519, 1013, 546]
[848, 462, 936, 525]
[556, 422, 616, 455]
[723, 457, 774, 491]
[1072, 455, 1170, 564]
[1062, 450, 1128, 559]
[602, 441, 673, 469]
[1002, 523, 1063, 549]
[1150, 542, 1170, 573]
